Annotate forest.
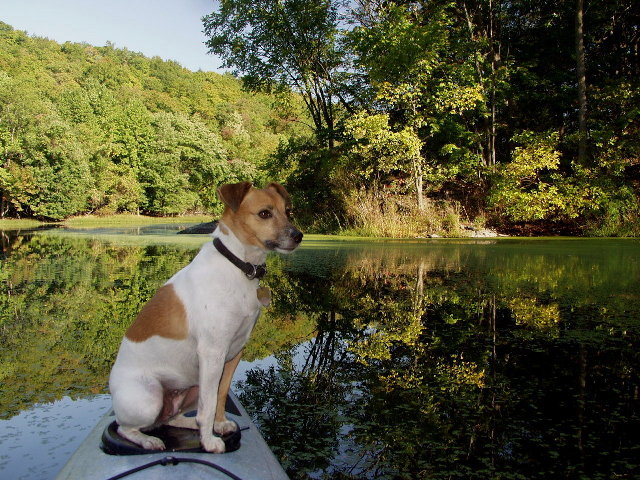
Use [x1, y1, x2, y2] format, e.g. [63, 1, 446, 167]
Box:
[0, 21, 306, 220]
[1, 0, 640, 236]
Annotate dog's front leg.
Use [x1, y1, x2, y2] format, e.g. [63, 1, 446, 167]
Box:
[196, 350, 226, 453]
[215, 351, 242, 435]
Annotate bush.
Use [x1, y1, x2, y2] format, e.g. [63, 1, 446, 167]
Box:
[584, 191, 640, 237]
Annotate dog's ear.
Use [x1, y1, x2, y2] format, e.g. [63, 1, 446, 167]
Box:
[218, 182, 253, 212]
[266, 182, 291, 208]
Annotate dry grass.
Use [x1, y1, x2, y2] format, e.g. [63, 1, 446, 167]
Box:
[341, 190, 468, 238]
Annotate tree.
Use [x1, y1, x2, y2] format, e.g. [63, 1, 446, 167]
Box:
[488, 130, 594, 223]
[0, 22, 298, 219]
[0, 71, 92, 219]
[343, 112, 422, 204]
[576, 0, 587, 164]
[203, 0, 350, 148]
[144, 111, 238, 214]
[347, 1, 486, 208]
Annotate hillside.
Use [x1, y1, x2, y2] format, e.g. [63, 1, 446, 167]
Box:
[0, 21, 306, 219]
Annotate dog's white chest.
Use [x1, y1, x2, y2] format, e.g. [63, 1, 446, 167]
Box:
[169, 250, 262, 356]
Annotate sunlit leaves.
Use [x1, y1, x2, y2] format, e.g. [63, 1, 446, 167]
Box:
[0, 23, 304, 219]
[489, 131, 595, 222]
[343, 112, 422, 182]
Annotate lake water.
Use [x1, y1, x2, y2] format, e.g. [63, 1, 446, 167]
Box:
[1, 226, 639, 479]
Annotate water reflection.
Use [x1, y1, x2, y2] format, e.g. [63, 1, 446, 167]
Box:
[242, 239, 640, 479]
[0, 230, 639, 479]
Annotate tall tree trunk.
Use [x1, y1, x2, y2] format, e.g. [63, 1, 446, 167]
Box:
[463, 0, 498, 171]
[414, 158, 424, 211]
[488, 0, 498, 170]
[576, 0, 587, 163]
[416, 174, 424, 211]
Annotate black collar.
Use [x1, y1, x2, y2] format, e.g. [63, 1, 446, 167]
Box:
[213, 237, 267, 280]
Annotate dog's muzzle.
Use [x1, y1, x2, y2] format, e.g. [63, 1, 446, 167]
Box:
[266, 226, 303, 252]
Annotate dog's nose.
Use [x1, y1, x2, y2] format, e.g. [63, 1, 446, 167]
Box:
[291, 228, 303, 244]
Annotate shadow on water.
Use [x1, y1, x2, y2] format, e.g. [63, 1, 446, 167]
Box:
[0, 229, 639, 479]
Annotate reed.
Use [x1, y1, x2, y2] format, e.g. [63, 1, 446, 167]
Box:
[341, 190, 469, 238]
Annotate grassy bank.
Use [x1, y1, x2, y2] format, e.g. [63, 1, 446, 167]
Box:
[0, 214, 213, 230]
[0, 218, 44, 229]
[4, 211, 638, 238]
[63, 214, 213, 228]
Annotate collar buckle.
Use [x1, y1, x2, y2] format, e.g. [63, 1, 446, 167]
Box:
[247, 264, 267, 280]
[246, 264, 258, 280]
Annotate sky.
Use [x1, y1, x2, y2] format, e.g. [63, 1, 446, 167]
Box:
[1, 0, 227, 72]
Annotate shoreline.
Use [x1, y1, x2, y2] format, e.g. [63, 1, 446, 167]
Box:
[0, 214, 214, 230]
[1, 214, 639, 239]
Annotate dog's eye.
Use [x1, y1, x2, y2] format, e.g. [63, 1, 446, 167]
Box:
[258, 210, 272, 219]
[285, 208, 293, 218]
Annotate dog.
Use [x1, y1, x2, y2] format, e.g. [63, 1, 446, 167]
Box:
[108, 181, 303, 453]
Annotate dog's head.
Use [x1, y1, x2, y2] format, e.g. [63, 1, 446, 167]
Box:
[218, 181, 303, 253]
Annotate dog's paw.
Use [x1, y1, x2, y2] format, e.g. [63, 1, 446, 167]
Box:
[141, 436, 166, 451]
[118, 426, 166, 451]
[201, 434, 226, 453]
[214, 419, 238, 436]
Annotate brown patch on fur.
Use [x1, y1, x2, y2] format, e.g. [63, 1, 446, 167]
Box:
[126, 284, 188, 342]
[265, 182, 292, 209]
[217, 182, 252, 212]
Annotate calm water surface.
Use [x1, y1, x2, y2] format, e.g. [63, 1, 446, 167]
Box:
[1, 226, 639, 479]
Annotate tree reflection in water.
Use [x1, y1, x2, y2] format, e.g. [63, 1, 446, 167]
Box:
[1, 233, 639, 479]
[238, 240, 640, 480]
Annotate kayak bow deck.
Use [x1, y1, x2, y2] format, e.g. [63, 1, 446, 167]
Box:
[55, 392, 289, 480]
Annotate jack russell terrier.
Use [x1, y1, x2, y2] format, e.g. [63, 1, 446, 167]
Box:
[109, 181, 303, 453]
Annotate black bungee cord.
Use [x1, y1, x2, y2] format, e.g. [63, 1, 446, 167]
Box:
[104, 455, 245, 480]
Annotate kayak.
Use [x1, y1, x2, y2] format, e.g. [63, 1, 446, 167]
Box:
[55, 392, 289, 480]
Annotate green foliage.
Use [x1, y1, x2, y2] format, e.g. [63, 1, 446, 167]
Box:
[347, 1, 486, 189]
[202, 0, 640, 236]
[264, 135, 342, 231]
[4, 0, 640, 235]
[0, 23, 305, 220]
[489, 131, 592, 222]
[583, 189, 640, 237]
[343, 112, 422, 184]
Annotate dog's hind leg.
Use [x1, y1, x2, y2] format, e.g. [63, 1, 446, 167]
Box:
[117, 425, 166, 451]
[111, 376, 166, 450]
[166, 414, 198, 429]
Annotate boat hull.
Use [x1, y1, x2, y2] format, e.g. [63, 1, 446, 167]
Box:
[55, 392, 289, 480]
